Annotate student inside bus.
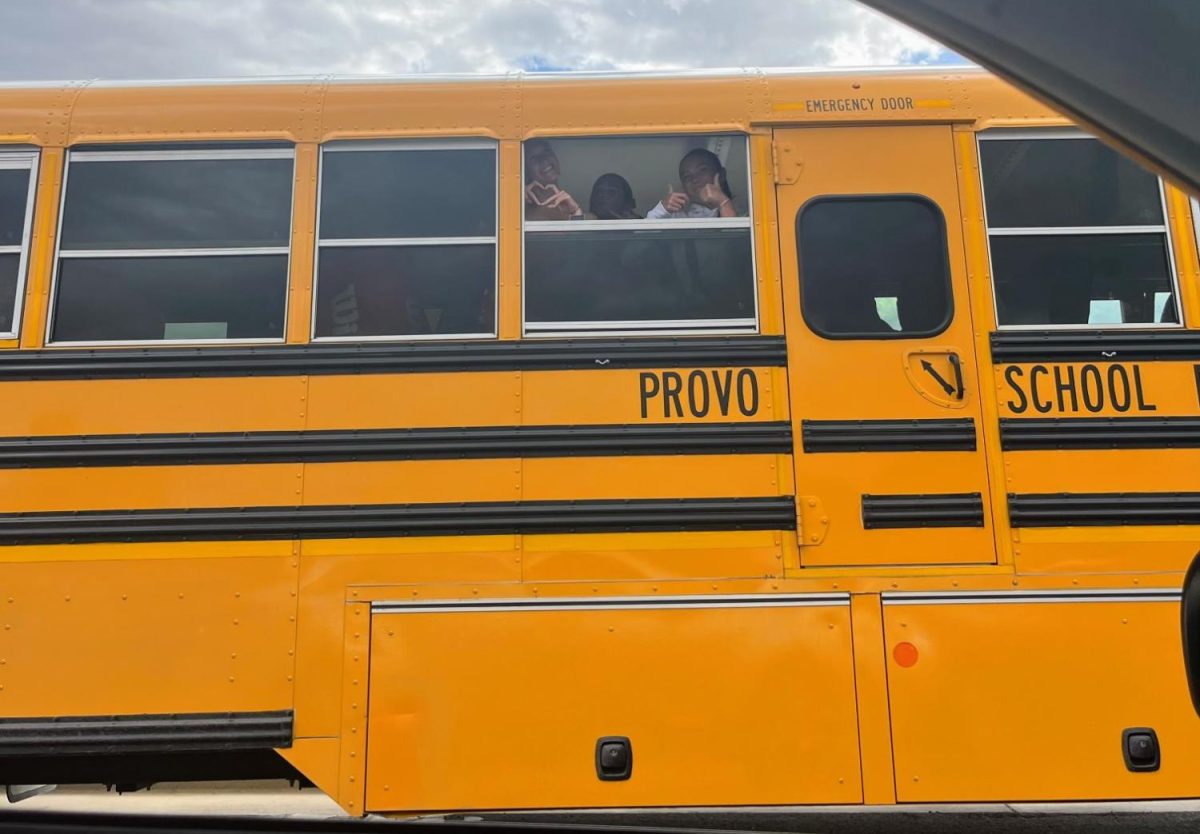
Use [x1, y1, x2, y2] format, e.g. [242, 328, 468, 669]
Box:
[524, 139, 583, 220]
[585, 173, 641, 220]
[647, 148, 740, 219]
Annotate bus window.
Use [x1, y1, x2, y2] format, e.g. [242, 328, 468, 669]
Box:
[50, 146, 293, 344]
[0, 150, 37, 338]
[313, 141, 497, 340]
[797, 195, 952, 338]
[979, 131, 1179, 327]
[523, 134, 756, 336]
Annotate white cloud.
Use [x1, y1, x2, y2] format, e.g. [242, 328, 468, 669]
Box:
[0, 0, 962, 81]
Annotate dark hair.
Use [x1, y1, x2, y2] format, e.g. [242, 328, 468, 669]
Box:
[588, 172, 638, 219]
[524, 139, 556, 183]
[680, 148, 733, 200]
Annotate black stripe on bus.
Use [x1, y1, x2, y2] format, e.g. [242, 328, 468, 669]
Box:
[802, 419, 975, 452]
[861, 493, 984, 529]
[0, 497, 797, 545]
[0, 422, 793, 469]
[991, 330, 1200, 363]
[1009, 492, 1200, 527]
[0, 710, 293, 756]
[0, 336, 787, 381]
[1001, 417, 1200, 450]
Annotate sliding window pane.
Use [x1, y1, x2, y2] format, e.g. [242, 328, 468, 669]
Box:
[320, 150, 495, 240]
[990, 234, 1175, 326]
[0, 254, 18, 333]
[980, 138, 1163, 228]
[0, 169, 32, 246]
[60, 158, 293, 250]
[525, 227, 754, 328]
[52, 255, 287, 342]
[314, 245, 495, 337]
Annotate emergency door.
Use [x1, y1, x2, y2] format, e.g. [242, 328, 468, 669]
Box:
[775, 126, 996, 566]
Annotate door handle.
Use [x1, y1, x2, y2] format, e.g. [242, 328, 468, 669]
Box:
[948, 352, 965, 400]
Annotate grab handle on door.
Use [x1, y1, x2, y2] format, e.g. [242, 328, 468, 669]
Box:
[948, 352, 965, 400]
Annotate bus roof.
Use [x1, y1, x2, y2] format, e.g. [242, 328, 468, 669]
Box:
[0, 66, 1064, 147]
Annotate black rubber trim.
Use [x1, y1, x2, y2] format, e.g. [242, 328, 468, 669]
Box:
[0, 497, 797, 545]
[1010, 492, 1200, 527]
[0, 710, 293, 756]
[1001, 417, 1200, 450]
[1181, 551, 1200, 720]
[0, 422, 792, 469]
[0, 750, 303, 788]
[0, 336, 787, 381]
[861, 492, 984, 529]
[802, 418, 975, 452]
[991, 330, 1200, 363]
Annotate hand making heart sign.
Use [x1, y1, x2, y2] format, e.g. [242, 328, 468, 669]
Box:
[525, 181, 582, 219]
[523, 139, 583, 220]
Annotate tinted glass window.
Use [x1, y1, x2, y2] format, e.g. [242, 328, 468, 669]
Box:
[52, 151, 294, 343]
[0, 254, 18, 333]
[990, 234, 1176, 326]
[314, 246, 495, 337]
[60, 157, 293, 249]
[0, 168, 32, 246]
[798, 197, 951, 338]
[525, 228, 754, 328]
[979, 134, 1178, 328]
[52, 255, 287, 342]
[313, 143, 497, 340]
[319, 149, 495, 239]
[0, 155, 36, 337]
[980, 138, 1163, 228]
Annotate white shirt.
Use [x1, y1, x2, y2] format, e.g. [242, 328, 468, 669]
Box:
[645, 201, 720, 220]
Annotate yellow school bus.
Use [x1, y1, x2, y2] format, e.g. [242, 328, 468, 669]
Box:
[0, 66, 1198, 814]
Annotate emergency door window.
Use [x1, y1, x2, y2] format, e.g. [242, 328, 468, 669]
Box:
[797, 195, 952, 338]
[979, 132, 1180, 327]
[522, 134, 756, 335]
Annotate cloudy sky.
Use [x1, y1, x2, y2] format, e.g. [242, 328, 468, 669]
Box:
[0, 0, 963, 81]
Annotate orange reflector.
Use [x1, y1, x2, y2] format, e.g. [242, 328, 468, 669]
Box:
[893, 641, 919, 668]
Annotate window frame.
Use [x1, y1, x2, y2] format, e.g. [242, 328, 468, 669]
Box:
[0, 148, 40, 340]
[796, 193, 955, 341]
[520, 132, 759, 338]
[1192, 196, 1200, 277]
[977, 128, 1183, 330]
[46, 145, 296, 347]
[312, 138, 499, 343]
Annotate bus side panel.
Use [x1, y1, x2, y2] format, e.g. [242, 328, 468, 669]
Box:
[884, 596, 1200, 801]
[292, 540, 521, 738]
[0, 548, 298, 717]
[995, 361, 1200, 574]
[364, 601, 861, 812]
